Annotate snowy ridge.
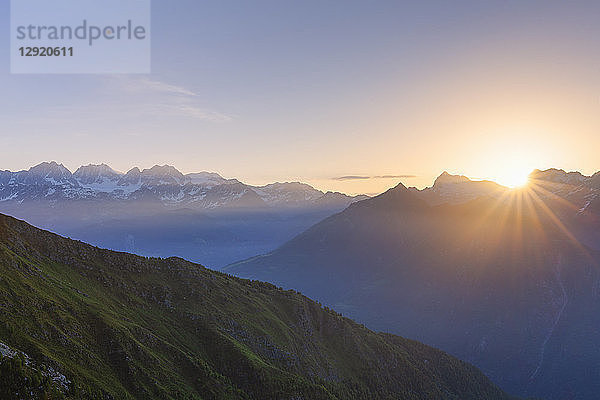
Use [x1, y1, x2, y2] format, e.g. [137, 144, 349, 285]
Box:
[0, 162, 366, 210]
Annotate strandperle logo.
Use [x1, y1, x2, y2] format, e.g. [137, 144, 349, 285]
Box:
[11, 0, 151, 74]
[15, 20, 148, 46]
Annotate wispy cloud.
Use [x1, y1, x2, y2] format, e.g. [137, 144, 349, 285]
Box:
[158, 104, 232, 122]
[374, 175, 416, 179]
[332, 174, 416, 181]
[131, 78, 199, 97]
[103, 76, 233, 122]
[332, 175, 371, 181]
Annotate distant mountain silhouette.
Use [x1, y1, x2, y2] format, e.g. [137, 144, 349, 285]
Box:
[226, 169, 600, 400]
[410, 171, 507, 205]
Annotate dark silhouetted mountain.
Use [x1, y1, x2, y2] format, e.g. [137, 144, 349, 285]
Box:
[226, 169, 600, 400]
[0, 213, 515, 400]
[410, 171, 508, 206]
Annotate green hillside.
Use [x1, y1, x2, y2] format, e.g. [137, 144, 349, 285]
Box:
[0, 213, 514, 399]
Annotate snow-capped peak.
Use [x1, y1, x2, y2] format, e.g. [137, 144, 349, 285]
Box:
[29, 161, 72, 180]
[254, 182, 324, 204]
[0, 162, 366, 211]
[186, 171, 228, 187]
[74, 164, 121, 184]
[139, 165, 186, 185]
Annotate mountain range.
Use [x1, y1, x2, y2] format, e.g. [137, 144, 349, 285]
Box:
[0, 162, 367, 268]
[0, 212, 515, 400]
[0, 162, 366, 210]
[226, 168, 600, 400]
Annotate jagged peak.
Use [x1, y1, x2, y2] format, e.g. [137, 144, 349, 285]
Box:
[186, 171, 224, 179]
[142, 165, 184, 178]
[28, 161, 72, 177]
[391, 182, 408, 191]
[529, 168, 585, 184]
[433, 171, 470, 186]
[353, 181, 426, 211]
[125, 167, 141, 176]
[375, 182, 413, 200]
[186, 171, 228, 186]
[530, 168, 565, 177]
[260, 182, 320, 191]
[74, 163, 121, 177]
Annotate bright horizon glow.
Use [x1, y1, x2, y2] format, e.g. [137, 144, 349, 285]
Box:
[0, 159, 586, 196]
[493, 171, 531, 189]
[0, 1, 599, 195]
[482, 162, 533, 189]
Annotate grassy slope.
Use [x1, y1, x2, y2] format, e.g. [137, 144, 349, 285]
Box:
[0, 213, 514, 400]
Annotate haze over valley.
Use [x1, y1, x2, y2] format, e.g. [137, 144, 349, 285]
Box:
[0, 161, 366, 268]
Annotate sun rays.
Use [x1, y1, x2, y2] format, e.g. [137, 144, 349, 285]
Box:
[448, 173, 597, 272]
[474, 177, 594, 264]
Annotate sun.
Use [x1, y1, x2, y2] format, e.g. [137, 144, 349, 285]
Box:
[481, 144, 539, 188]
[495, 168, 531, 188]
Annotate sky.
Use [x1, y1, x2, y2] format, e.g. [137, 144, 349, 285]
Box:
[1, 0, 599, 195]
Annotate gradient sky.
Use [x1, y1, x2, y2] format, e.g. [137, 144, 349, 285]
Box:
[1, 0, 599, 195]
